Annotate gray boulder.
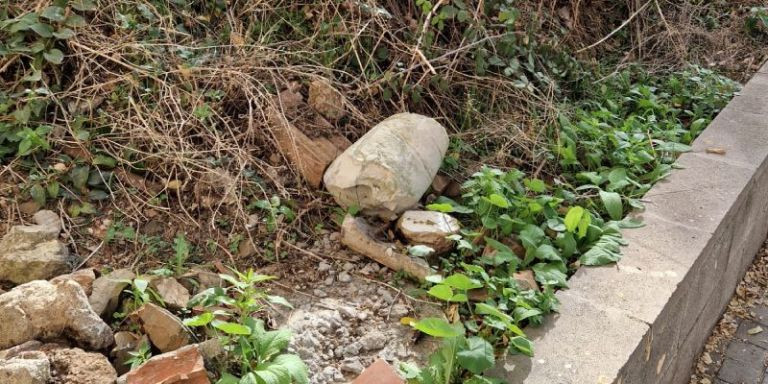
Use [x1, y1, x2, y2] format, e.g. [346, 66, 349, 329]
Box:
[0, 210, 74, 284]
[0, 280, 113, 350]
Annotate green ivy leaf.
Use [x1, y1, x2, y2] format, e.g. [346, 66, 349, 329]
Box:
[53, 28, 76, 39]
[29, 22, 54, 37]
[442, 273, 483, 290]
[43, 49, 64, 65]
[41, 6, 66, 22]
[182, 312, 214, 327]
[487, 193, 510, 208]
[532, 262, 568, 288]
[457, 337, 495, 374]
[71, 0, 98, 11]
[509, 336, 534, 357]
[563, 206, 584, 233]
[212, 320, 252, 335]
[30, 184, 46, 206]
[599, 190, 624, 221]
[412, 318, 463, 338]
[428, 284, 454, 301]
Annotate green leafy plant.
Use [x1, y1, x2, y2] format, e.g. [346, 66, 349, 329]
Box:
[747, 7, 768, 36]
[125, 340, 152, 370]
[248, 196, 296, 233]
[400, 317, 502, 384]
[183, 269, 307, 383]
[171, 233, 191, 275]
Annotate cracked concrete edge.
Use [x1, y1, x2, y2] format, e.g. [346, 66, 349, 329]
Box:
[498, 63, 768, 384]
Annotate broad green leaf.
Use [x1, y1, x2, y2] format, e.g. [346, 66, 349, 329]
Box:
[457, 337, 495, 374]
[427, 284, 454, 302]
[70, 165, 90, 191]
[92, 154, 117, 168]
[599, 190, 624, 221]
[269, 354, 309, 384]
[577, 211, 592, 238]
[183, 312, 214, 327]
[30, 184, 46, 206]
[532, 262, 568, 288]
[257, 329, 293, 360]
[53, 28, 75, 39]
[46, 181, 60, 198]
[64, 14, 87, 27]
[30, 22, 54, 37]
[426, 203, 453, 213]
[214, 372, 240, 384]
[524, 178, 546, 193]
[267, 295, 293, 308]
[487, 193, 510, 208]
[43, 49, 64, 65]
[509, 336, 534, 357]
[412, 318, 463, 338]
[563, 206, 584, 233]
[212, 320, 252, 335]
[71, 0, 98, 11]
[442, 274, 482, 290]
[41, 6, 66, 22]
[655, 141, 692, 153]
[534, 244, 560, 261]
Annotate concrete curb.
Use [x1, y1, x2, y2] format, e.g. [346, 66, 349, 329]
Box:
[496, 62, 768, 384]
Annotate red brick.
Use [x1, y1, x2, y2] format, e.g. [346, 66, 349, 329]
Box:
[351, 359, 404, 384]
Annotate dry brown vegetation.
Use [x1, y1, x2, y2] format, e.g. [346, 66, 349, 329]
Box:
[0, 0, 766, 270]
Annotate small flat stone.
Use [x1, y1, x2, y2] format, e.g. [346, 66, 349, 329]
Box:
[135, 303, 189, 353]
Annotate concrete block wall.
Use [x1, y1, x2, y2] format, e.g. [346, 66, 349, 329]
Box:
[496, 63, 768, 384]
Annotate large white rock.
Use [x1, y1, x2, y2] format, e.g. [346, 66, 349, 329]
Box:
[0, 280, 113, 350]
[396, 210, 460, 253]
[323, 113, 449, 220]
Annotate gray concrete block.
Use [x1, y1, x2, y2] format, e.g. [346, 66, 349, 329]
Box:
[730, 73, 768, 115]
[566, 243, 686, 324]
[621, 212, 711, 269]
[642, 153, 754, 234]
[505, 68, 768, 384]
[691, 108, 768, 170]
[493, 290, 648, 384]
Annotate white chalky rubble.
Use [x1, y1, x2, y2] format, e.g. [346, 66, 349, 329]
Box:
[323, 113, 449, 220]
[396, 210, 461, 254]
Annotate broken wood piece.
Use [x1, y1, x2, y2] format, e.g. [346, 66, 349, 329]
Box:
[269, 108, 348, 188]
[340, 215, 434, 280]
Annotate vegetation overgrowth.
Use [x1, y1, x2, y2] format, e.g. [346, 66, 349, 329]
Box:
[0, 0, 765, 383]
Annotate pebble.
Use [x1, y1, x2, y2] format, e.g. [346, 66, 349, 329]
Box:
[341, 359, 365, 374]
[318, 262, 332, 273]
[338, 272, 352, 283]
[342, 262, 355, 271]
[313, 289, 327, 298]
[359, 331, 388, 351]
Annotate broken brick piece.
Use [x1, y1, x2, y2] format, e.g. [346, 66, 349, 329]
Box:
[123, 345, 209, 384]
[351, 359, 405, 384]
